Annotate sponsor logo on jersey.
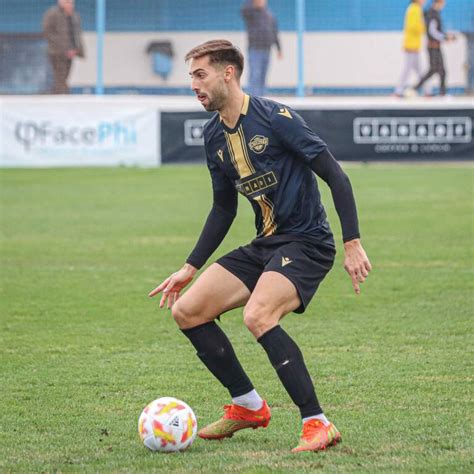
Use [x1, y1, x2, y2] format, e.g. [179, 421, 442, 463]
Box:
[235, 171, 278, 196]
[217, 149, 224, 161]
[248, 135, 269, 154]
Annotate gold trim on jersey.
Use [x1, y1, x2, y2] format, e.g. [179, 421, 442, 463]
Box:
[224, 125, 255, 178]
[223, 132, 238, 171]
[241, 94, 250, 115]
[254, 194, 277, 236]
[219, 94, 250, 122]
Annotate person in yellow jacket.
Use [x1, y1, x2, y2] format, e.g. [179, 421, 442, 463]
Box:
[394, 0, 426, 97]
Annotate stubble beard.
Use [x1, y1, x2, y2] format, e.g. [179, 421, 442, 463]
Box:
[203, 83, 228, 112]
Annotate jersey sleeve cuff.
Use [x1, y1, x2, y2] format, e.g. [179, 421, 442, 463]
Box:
[185, 257, 204, 270]
[343, 233, 361, 243]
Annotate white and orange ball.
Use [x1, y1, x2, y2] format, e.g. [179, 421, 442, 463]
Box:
[138, 397, 197, 452]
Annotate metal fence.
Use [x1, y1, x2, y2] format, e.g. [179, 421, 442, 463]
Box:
[1, 0, 473, 95]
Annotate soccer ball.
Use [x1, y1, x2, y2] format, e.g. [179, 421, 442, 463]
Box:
[138, 397, 197, 452]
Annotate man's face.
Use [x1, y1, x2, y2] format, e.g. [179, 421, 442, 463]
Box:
[189, 56, 229, 112]
[59, 0, 75, 15]
[253, 0, 267, 8]
[435, 0, 445, 10]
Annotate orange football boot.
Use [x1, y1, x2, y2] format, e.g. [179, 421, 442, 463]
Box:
[292, 419, 341, 453]
[198, 401, 271, 440]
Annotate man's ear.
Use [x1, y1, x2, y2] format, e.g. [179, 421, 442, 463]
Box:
[224, 65, 234, 82]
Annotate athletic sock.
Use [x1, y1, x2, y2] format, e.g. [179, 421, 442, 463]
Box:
[181, 321, 254, 397]
[258, 325, 323, 418]
[303, 413, 330, 426]
[232, 389, 263, 410]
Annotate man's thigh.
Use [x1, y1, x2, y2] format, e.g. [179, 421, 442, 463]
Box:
[174, 263, 251, 328]
[242, 271, 300, 338]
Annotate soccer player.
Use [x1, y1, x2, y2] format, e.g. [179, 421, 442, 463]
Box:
[149, 39, 372, 453]
[394, 0, 426, 98]
[415, 0, 456, 96]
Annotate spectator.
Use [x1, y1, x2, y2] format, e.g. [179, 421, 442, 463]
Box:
[415, 0, 456, 96]
[394, 0, 426, 97]
[241, 0, 282, 97]
[43, 0, 84, 94]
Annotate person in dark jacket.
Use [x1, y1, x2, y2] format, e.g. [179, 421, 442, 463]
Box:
[43, 0, 85, 94]
[241, 0, 282, 97]
[415, 0, 456, 96]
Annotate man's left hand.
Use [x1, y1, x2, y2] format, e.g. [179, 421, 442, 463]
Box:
[343, 238, 372, 295]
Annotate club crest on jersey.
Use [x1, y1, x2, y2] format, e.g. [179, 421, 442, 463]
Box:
[249, 135, 269, 154]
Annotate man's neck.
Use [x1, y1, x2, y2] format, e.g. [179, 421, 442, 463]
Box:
[219, 90, 245, 129]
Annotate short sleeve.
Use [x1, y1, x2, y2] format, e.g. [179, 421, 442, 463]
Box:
[271, 104, 327, 165]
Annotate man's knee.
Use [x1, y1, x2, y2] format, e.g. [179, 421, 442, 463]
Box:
[171, 299, 194, 329]
[243, 301, 280, 338]
[171, 297, 212, 330]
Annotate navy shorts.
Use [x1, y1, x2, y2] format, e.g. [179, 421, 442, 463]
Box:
[216, 235, 336, 313]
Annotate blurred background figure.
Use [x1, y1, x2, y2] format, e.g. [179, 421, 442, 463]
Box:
[415, 0, 456, 96]
[241, 0, 282, 97]
[43, 0, 84, 94]
[394, 0, 426, 98]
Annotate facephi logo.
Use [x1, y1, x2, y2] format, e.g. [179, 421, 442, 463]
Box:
[15, 121, 137, 152]
[184, 119, 209, 146]
[353, 117, 471, 144]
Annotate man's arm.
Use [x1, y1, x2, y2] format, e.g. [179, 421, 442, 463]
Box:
[272, 16, 282, 53]
[186, 186, 237, 269]
[43, 10, 57, 44]
[149, 160, 237, 307]
[428, 19, 445, 41]
[310, 149, 371, 294]
[74, 14, 85, 58]
[241, 1, 254, 21]
[309, 149, 359, 243]
[271, 106, 372, 294]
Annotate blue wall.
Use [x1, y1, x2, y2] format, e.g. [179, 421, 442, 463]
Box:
[0, 0, 472, 33]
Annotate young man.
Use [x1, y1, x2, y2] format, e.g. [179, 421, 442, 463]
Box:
[43, 0, 85, 94]
[394, 0, 426, 97]
[241, 0, 282, 96]
[149, 40, 372, 453]
[415, 0, 456, 96]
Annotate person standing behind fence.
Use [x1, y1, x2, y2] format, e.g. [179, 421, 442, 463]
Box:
[241, 0, 282, 97]
[43, 0, 84, 94]
[415, 0, 456, 96]
[394, 0, 426, 97]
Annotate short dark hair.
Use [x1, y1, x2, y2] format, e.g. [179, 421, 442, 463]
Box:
[185, 39, 244, 78]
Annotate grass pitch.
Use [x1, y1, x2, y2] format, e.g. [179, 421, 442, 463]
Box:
[0, 164, 472, 473]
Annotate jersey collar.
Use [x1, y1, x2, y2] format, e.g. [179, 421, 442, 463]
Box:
[220, 94, 250, 133]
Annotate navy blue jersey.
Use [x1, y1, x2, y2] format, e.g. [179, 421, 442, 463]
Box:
[203, 94, 332, 242]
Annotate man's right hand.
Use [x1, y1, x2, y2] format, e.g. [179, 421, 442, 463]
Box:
[148, 263, 197, 309]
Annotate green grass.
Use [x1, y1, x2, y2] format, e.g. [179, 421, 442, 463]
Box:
[1, 164, 472, 473]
